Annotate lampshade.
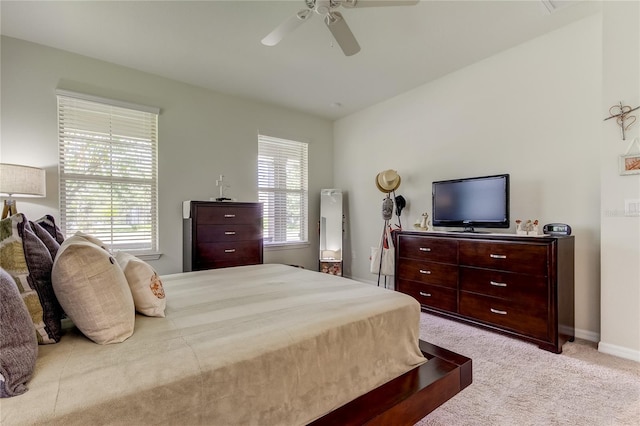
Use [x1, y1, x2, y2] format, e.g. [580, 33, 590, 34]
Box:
[0, 163, 46, 197]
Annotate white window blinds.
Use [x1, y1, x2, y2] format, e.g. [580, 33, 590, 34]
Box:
[258, 134, 308, 246]
[57, 92, 159, 253]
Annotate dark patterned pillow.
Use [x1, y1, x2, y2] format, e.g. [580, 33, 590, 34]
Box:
[33, 215, 65, 244]
[29, 220, 61, 260]
[17, 216, 63, 342]
[0, 267, 38, 398]
[0, 214, 60, 344]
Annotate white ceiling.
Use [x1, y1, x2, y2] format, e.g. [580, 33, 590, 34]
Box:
[0, 0, 601, 120]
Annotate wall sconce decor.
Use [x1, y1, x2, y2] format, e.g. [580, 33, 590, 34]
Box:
[619, 138, 640, 176]
[0, 163, 46, 219]
[604, 101, 639, 140]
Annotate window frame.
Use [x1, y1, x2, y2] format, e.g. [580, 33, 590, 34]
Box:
[258, 133, 309, 248]
[56, 90, 160, 257]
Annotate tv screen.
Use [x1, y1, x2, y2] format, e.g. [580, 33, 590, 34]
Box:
[432, 174, 510, 231]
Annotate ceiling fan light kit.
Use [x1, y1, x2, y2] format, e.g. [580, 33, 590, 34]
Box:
[261, 0, 419, 56]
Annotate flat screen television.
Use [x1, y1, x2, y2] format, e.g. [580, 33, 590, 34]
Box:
[432, 174, 510, 232]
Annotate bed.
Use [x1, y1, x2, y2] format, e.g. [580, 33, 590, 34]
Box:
[1, 263, 471, 425]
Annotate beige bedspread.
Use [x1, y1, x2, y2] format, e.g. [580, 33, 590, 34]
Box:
[1, 264, 426, 425]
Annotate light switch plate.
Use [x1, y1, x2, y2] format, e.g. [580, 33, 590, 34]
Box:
[624, 199, 640, 217]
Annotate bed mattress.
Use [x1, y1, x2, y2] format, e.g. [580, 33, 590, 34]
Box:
[1, 264, 426, 425]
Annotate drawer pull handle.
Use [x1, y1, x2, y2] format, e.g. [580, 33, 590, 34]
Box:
[419, 247, 431, 252]
[419, 269, 431, 275]
[224, 231, 236, 235]
[490, 254, 507, 259]
[490, 281, 507, 287]
[224, 249, 236, 253]
[490, 308, 507, 315]
[419, 292, 432, 297]
[224, 214, 236, 218]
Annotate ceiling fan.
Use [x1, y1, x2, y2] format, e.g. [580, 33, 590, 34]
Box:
[261, 0, 420, 56]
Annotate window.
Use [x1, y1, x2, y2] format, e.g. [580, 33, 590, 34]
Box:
[57, 90, 159, 254]
[258, 134, 308, 246]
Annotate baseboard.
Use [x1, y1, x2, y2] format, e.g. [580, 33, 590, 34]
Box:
[352, 275, 395, 290]
[598, 341, 640, 362]
[574, 327, 599, 342]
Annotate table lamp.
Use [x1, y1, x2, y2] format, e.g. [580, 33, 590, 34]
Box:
[0, 163, 46, 219]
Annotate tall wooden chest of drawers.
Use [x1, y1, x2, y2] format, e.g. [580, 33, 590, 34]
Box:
[183, 201, 263, 271]
[396, 231, 575, 353]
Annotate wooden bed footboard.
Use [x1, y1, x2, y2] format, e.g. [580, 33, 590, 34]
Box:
[309, 340, 472, 426]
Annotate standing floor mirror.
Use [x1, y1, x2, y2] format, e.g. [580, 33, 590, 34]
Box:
[319, 189, 343, 276]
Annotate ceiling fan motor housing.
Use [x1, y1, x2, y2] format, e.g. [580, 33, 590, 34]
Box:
[307, 0, 342, 15]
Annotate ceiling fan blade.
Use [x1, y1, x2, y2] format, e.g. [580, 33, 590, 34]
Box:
[342, 0, 419, 7]
[261, 9, 312, 46]
[325, 12, 360, 56]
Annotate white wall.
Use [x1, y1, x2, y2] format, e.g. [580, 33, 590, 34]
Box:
[599, 1, 640, 361]
[3, 7, 638, 361]
[0, 36, 334, 274]
[334, 16, 603, 342]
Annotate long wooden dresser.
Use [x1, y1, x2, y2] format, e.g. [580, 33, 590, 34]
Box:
[183, 201, 263, 271]
[395, 231, 575, 353]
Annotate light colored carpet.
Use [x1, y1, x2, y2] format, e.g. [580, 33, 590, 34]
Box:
[416, 313, 640, 426]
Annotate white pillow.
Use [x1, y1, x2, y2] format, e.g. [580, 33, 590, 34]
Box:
[51, 235, 135, 344]
[115, 252, 166, 318]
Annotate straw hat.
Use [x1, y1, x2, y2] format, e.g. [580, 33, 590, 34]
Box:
[375, 169, 401, 193]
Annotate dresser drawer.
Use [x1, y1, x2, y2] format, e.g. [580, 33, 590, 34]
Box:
[196, 224, 262, 243]
[459, 241, 548, 275]
[195, 240, 263, 269]
[397, 235, 457, 264]
[194, 205, 262, 225]
[397, 259, 458, 289]
[398, 280, 457, 312]
[196, 258, 260, 270]
[459, 292, 548, 340]
[460, 267, 548, 302]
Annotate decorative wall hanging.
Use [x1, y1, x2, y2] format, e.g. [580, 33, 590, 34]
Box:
[604, 101, 639, 140]
[619, 137, 640, 175]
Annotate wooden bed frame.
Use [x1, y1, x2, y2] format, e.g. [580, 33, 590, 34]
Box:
[311, 340, 472, 425]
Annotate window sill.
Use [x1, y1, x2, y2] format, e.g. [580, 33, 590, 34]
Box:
[114, 251, 163, 261]
[264, 242, 310, 251]
[137, 252, 162, 261]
